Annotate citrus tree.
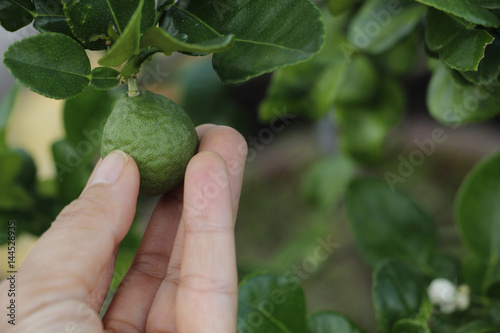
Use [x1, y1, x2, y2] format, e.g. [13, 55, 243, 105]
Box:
[1, 0, 500, 332]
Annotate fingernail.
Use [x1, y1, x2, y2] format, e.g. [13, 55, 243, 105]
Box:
[88, 150, 128, 187]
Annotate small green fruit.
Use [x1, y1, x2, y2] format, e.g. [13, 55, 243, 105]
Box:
[101, 90, 198, 196]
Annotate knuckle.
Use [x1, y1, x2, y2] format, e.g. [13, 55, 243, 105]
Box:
[129, 250, 170, 281]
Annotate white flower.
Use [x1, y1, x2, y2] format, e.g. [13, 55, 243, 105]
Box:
[427, 278, 470, 314]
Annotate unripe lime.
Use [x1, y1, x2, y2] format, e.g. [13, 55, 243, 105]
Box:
[101, 90, 198, 196]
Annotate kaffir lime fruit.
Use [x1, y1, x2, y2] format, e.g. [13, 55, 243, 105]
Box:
[101, 90, 198, 196]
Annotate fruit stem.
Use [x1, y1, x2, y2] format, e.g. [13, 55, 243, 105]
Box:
[127, 77, 140, 97]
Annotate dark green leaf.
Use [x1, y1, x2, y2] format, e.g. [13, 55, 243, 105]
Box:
[462, 253, 488, 293]
[415, 0, 500, 27]
[300, 155, 356, 210]
[440, 30, 494, 71]
[0, 84, 20, 147]
[52, 139, 93, 204]
[392, 319, 430, 333]
[456, 151, 500, 295]
[456, 320, 498, 333]
[307, 311, 366, 333]
[4, 33, 91, 99]
[0, 0, 34, 31]
[335, 76, 404, 164]
[157, 0, 176, 11]
[98, 0, 145, 67]
[347, 0, 426, 54]
[12, 148, 37, 189]
[460, 39, 500, 84]
[328, 0, 361, 16]
[237, 273, 306, 333]
[63, 86, 117, 146]
[62, 0, 155, 50]
[425, 9, 463, 52]
[33, 0, 73, 36]
[345, 179, 436, 268]
[162, 0, 324, 83]
[140, 27, 235, 56]
[373, 260, 426, 332]
[375, 31, 420, 76]
[478, 0, 500, 9]
[0, 148, 33, 210]
[90, 67, 120, 90]
[429, 254, 461, 282]
[427, 63, 500, 126]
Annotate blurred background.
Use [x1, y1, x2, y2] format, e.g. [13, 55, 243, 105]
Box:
[1, 6, 500, 332]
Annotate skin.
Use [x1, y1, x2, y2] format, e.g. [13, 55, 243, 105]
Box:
[0, 125, 248, 333]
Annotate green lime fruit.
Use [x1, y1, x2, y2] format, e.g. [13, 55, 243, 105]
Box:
[101, 90, 198, 196]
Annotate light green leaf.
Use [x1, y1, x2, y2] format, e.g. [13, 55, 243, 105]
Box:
[307, 311, 366, 333]
[90, 67, 120, 90]
[0, 84, 20, 147]
[347, 0, 426, 54]
[4, 33, 91, 100]
[345, 179, 436, 268]
[238, 273, 306, 333]
[62, 0, 155, 50]
[456, 151, 500, 295]
[335, 55, 378, 105]
[140, 27, 235, 56]
[0, 0, 34, 32]
[162, 0, 324, 83]
[328, 0, 361, 16]
[415, 0, 500, 27]
[373, 260, 425, 332]
[33, 0, 73, 36]
[427, 63, 500, 126]
[300, 155, 356, 210]
[98, 0, 145, 67]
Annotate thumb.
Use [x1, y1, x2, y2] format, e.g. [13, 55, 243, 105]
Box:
[11, 150, 140, 328]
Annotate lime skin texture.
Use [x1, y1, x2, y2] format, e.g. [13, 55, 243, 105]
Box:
[101, 90, 199, 196]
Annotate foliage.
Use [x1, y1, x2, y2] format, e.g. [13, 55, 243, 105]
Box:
[2, 0, 500, 332]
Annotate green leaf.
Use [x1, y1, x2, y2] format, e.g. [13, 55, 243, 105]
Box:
[456, 320, 498, 333]
[157, 0, 176, 11]
[90, 67, 120, 90]
[335, 55, 378, 105]
[237, 273, 307, 333]
[4, 33, 91, 99]
[415, 0, 500, 27]
[456, 151, 500, 294]
[0, 148, 33, 210]
[63, 86, 117, 146]
[140, 27, 235, 56]
[373, 260, 426, 332]
[0, 0, 34, 32]
[328, 0, 361, 16]
[375, 31, 420, 76]
[345, 179, 436, 269]
[52, 139, 93, 204]
[98, 0, 145, 67]
[425, 9, 463, 52]
[392, 319, 430, 333]
[307, 311, 366, 333]
[162, 0, 324, 83]
[427, 63, 500, 126]
[478, 0, 500, 9]
[0, 84, 20, 147]
[440, 29, 494, 71]
[334, 76, 404, 164]
[347, 0, 426, 54]
[460, 39, 500, 84]
[62, 0, 155, 50]
[33, 0, 74, 36]
[300, 155, 356, 210]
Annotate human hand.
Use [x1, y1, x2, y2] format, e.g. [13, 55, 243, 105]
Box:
[0, 125, 247, 332]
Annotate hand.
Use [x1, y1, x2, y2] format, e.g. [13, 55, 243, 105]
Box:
[0, 125, 248, 332]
